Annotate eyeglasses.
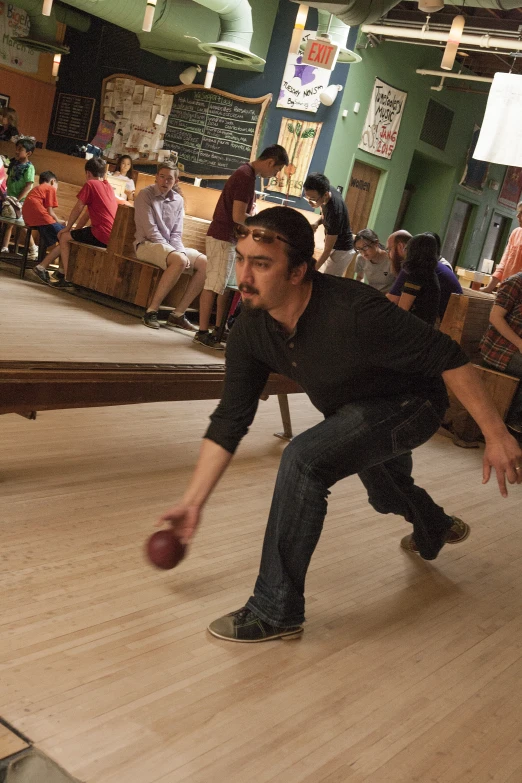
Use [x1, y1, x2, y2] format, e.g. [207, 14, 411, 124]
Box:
[234, 224, 295, 249]
[355, 243, 375, 253]
[306, 196, 322, 205]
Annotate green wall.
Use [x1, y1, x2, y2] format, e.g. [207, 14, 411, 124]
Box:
[324, 38, 517, 269]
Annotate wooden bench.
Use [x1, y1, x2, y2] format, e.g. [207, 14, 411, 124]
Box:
[440, 291, 520, 441]
[66, 204, 208, 309]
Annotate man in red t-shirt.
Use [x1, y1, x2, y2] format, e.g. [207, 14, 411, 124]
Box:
[35, 157, 118, 287]
[194, 144, 289, 349]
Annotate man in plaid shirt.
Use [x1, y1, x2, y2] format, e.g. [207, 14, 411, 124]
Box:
[481, 271, 522, 432]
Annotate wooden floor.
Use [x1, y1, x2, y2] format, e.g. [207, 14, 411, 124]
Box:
[2, 267, 522, 782]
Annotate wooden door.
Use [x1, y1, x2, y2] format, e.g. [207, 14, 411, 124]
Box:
[345, 160, 381, 234]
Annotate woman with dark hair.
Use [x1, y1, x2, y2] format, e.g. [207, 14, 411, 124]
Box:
[0, 108, 19, 142]
[110, 154, 135, 201]
[354, 228, 396, 292]
[396, 232, 440, 325]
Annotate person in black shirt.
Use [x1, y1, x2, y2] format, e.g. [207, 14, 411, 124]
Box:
[158, 207, 522, 644]
[304, 172, 355, 277]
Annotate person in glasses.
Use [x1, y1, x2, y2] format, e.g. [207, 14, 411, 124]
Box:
[354, 228, 396, 293]
[194, 144, 289, 350]
[157, 207, 522, 643]
[303, 172, 355, 277]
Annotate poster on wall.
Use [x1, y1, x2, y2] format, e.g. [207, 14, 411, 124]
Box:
[358, 77, 407, 160]
[277, 29, 331, 114]
[267, 117, 322, 198]
[0, 3, 39, 73]
[460, 125, 489, 191]
[498, 166, 522, 209]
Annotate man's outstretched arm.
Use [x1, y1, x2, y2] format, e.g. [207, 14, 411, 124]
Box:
[442, 363, 522, 497]
[159, 439, 233, 544]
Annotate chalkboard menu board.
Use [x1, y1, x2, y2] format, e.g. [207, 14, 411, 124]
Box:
[53, 93, 96, 141]
[164, 87, 271, 177]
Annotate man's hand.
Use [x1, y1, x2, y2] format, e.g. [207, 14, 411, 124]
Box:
[482, 432, 522, 497]
[158, 504, 202, 545]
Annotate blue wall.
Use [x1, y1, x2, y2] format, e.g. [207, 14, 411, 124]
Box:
[47, 2, 354, 210]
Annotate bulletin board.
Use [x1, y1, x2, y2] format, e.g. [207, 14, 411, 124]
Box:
[100, 74, 271, 178]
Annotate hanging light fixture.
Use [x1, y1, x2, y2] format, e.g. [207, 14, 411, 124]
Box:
[441, 15, 465, 71]
[42, 0, 53, 16]
[142, 0, 157, 33]
[52, 52, 61, 77]
[289, 4, 309, 56]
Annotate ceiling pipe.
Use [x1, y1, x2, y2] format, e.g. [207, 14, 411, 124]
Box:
[416, 68, 493, 83]
[361, 23, 522, 52]
[192, 0, 265, 67]
[291, 1, 522, 25]
[316, 9, 361, 62]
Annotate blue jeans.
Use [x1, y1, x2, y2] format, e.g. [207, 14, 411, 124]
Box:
[246, 394, 454, 627]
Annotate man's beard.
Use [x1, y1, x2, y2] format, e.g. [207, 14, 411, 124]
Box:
[239, 284, 262, 312]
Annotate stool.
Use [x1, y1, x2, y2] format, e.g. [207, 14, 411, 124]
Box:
[20, 226, 45, 279]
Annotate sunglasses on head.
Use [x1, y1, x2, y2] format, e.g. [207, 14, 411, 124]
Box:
[234, 224, 295, 248]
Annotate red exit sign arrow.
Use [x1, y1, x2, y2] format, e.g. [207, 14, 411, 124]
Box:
[302, 37, 339, 71]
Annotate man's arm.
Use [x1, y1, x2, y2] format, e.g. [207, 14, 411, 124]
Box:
[398, 292, 416, 312]
[442, 363, 522, 496]
[489, 304, 522, 351]
[18, 182, 33, 201]
[232, 200, 249, 226]
[315, 233, 337, 270]
[159, 439, 233, 544]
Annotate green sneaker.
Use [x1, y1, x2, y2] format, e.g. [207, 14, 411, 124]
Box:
[400, 516, 470, 554]
[207, 607, 303, 643]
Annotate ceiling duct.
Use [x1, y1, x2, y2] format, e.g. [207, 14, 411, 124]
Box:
[316, 9, 361, 63]
[290, 1, 522, 25]
[192, 0, 265, 67]
[13, 0, 90, 48]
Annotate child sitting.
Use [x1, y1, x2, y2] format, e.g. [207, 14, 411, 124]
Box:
[36, 156, 118, 286]
[1, 137, 36, 259]
[110, 155, 135, 202]
[22, 171, 64, 284]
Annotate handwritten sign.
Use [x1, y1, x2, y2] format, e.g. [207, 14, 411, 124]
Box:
[277, 29, 332, 114]
[358, 78, 407, 160]
[0, 3, 39, 73]
[53, 93, 95, 141]
[165, 88, 268, 177]
[302, 37, 339, 71]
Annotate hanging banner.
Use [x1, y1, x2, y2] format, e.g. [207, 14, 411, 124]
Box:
[474, 73, 522, 167]
[358, 77, 407, 160]
[267, 117, 322, 199]
[0, 3, 39, 73]
[277, 29, 332, 114]
[498, 166, 522, 210]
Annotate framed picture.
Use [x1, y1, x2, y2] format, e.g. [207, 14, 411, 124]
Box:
[0, 94, 9, 108]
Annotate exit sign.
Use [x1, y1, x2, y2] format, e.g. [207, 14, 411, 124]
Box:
[302, 37, 339, 71]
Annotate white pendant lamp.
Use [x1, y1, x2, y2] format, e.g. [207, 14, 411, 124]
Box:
[441, 15, 465, 71]
[52, 52, 61, 77]
[42, 0, 53, 16]
[142, 0, 157, 32]
[289, 4, 309, 56]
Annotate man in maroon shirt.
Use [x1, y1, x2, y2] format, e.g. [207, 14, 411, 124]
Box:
[194, 144, 289, 349]
[36, 157, 118, 286]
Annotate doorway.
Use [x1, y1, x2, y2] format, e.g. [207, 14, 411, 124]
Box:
[441, 199, 475, 268]
[481, 212, 510, 267]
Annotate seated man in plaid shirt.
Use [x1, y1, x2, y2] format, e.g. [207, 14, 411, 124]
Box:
[480, 271, 522, 433]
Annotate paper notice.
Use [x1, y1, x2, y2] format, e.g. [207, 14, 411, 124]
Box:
[154, 113, 164, 126]
[143, 86, 156, 104]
